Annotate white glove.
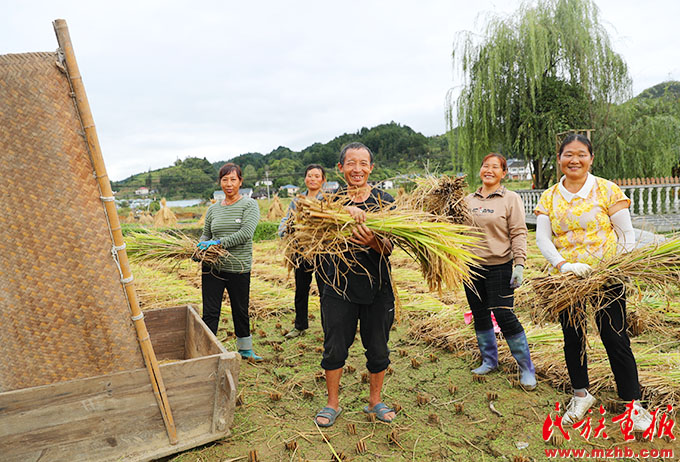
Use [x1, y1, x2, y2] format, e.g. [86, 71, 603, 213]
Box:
[560, 262, 593, 278]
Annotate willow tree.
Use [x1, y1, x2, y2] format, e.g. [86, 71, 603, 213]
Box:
[597, 94, 680, 180]
[448, 0, 631, 188]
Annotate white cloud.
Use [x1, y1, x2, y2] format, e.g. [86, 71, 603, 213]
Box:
[2, 0, 679, 179]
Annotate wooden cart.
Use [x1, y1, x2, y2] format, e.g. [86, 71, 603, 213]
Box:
[0, 20, 240, 461]
[0, 305, 240, 462]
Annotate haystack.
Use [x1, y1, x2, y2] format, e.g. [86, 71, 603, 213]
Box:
[154, 198, 177, 227]
[139, 211, 154, 225]
[267, 195, 285, 221]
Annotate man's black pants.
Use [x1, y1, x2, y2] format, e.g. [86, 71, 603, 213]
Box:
[320, 288, 394, 373]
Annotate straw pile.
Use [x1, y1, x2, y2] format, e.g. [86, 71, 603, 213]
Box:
[408, 309, 680, 408]
[125, 229, 229, 266]
[282, 194, 481, 293]
[154, 198, 177, 227]
[398, 174, 471, 224]
[267, 195, 285, 221]
[139, 211, 154, 225]
[528, 237, 680, 326]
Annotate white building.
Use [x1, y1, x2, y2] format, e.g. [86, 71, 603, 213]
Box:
[507, 159, 532, 180]
[135, 186, 150, 196]
[279, 184, 300, 197]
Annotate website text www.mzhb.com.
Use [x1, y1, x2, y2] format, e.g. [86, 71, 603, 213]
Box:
[545, 447, 674, 459]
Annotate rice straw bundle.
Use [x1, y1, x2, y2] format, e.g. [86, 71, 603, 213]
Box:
[125, 229, 229, 266]
[154, 198, 177, 227]
[267, 195, 285, 221]
[408, 310, 680, 408]
[398, 174, 471, 224]
[283, 194, 481, 293]
[139, 211, 154, 225]
[528, 236, 680, 326]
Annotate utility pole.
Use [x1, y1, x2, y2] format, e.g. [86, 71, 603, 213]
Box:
[265, 170, 270, 200]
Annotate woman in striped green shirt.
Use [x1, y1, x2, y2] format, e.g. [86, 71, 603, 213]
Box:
[198, 163, 262, 360]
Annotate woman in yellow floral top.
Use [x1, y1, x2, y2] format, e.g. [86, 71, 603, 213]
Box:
[534, 134, 652, 431]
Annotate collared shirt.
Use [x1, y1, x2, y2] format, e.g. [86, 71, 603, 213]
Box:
[534, 175, 630, 267]
[557, 173, 596, 203]
[465, 185, 527, 266]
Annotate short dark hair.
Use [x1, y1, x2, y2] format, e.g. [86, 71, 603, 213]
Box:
[481, 153, 507, 171]
[558, 134, 593, 157]
[305, 164, 326, 179]
[218, 162, 242, 181]
[339, 142, 374, 165]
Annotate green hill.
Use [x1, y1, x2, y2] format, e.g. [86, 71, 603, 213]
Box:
[636, 80, 680, 99]
[112, 122, 452, 200]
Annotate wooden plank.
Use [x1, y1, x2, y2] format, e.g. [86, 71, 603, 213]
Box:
[0, 306, 241, 462]
[0, 354, 239, 462]
[211, 357, 239, 433]
[145, 306, 186, 360]
[185, 306, 227, 359]
[0, 358, 215, 443]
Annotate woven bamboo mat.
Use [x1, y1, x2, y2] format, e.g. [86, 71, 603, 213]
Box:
[0, 52, 144, 392]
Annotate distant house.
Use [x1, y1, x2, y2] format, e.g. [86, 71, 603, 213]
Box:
[255, 179, 273, 187]
[213, 189, 253, 199]
[322, 181, 339, 193]
[507, 159, 532, 180]
[279, 184, 300, 197]
[135, 186, 150, 196]
[378, 180, 394, 190]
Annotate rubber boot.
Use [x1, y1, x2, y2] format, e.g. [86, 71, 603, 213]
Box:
[236, 335, 263, 361]
[238, 349, 263, 361]
[506, 331, 537, 390]
[472, 329, 498, 375]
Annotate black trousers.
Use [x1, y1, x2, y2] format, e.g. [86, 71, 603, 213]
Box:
[201, 266, 251, 338]
[320, 288, 394, 373]
[293, 258, 324, 331]
[559, 284, 641, 400]
[464, 261, 524, 337]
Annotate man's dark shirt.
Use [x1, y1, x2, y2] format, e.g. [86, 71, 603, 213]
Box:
[320, 187, 395, 304]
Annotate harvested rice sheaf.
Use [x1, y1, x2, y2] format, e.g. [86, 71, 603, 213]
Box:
[396, 174, 471, 225]
[282, 193, 481, 294]
[528, 236, 680, 325]
[408, 308, 680, 409]
[125, 229, 229, 266]
[267, 195, 285, 221]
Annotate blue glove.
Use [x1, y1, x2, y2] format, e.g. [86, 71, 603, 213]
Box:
[197, 239, 221, 250]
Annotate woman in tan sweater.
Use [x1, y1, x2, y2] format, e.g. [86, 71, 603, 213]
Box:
[464, 153, 536, 389]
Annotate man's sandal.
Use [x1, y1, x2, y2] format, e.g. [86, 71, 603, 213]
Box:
[363, 402, 396, 423]
[314, 406, 342, 427]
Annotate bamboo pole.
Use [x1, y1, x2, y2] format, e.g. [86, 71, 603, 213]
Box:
[52, 19, 178, 445]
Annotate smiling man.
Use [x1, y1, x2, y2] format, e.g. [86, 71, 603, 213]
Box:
[313, 142, 397, 427]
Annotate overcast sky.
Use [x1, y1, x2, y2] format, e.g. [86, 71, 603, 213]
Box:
[3, 1, 679, 180]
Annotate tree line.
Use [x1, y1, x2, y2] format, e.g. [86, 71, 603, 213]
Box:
[112, 123, 452, 199]
[449, 0, 680, 188]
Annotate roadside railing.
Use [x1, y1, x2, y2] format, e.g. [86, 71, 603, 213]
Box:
[516, 179, 680, 216]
